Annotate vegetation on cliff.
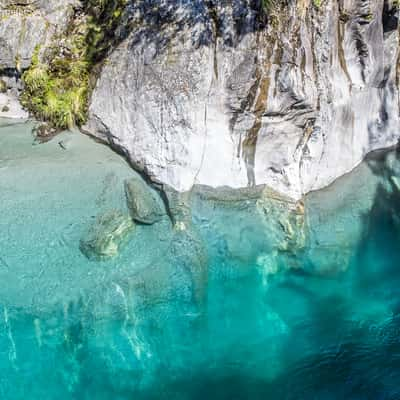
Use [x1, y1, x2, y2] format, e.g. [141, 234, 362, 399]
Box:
[262, 0, 322, 12]
[20, 0, 328, 130]
[21, 0, 127, 129]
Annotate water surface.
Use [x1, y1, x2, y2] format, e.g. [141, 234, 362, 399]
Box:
[1, 120, 400, 399]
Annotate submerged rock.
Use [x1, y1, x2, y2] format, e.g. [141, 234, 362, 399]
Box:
[162, 185, 192, 229]
[124, 177, 166, 224]
[79, 210, 135, 260]
[170, 228, 208, 308]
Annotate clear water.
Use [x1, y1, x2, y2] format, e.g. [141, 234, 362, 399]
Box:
[1, 120, 400, 399]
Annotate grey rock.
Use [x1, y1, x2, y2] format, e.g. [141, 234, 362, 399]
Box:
[0, 92, 28, 119]
[0, 0, 78, 70]
[86, 0, 400, 200]
[2, 0, 400, 201]
[162, 184, 192, 227]
[124, 176, 166, 224]
[79, 210, 135, 261]
[0, 0, 77, 119]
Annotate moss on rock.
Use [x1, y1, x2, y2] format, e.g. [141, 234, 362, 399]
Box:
[79, 210, 135, 260]
[21, 0, 128, 130]
[0, 79, 7, 93]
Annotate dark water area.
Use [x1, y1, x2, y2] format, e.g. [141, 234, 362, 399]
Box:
[1, 121, 400, 399]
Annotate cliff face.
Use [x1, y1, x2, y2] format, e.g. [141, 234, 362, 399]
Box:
[0, 0, 77, 70]
[0, 0, 78, 117]
[1, 0, 400, 199]
[85, 0, 400, 199]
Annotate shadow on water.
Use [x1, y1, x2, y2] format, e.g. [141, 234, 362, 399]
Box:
[354, 146, 400, 312]
[72, 144, 400, 400]
[258, 146, 400, 399]
[68, 324, 400, 400]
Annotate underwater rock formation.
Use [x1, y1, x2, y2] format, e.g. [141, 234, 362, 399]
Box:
[124, 176, 166, 224]
[79, 210, 135, 260]
[2, 120, 400, 398]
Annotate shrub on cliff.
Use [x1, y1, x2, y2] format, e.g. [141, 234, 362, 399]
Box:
[21, 0, 128, 130]
[21, 44, 89, 129]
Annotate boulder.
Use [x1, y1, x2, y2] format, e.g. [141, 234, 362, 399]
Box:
[32, 122, 60, 144]
[124, 177, 166, 224]
[80, 210, 135, 260]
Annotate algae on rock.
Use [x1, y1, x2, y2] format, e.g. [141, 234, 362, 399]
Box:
[79, 210, 135, 260]
[124, 177, 166, 225]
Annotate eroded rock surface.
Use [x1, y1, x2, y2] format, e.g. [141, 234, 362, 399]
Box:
[0, 0, 77, 70]
[124, 176, 166, 224]
[86, 0, 400, 199]
[79, 210, 135, 260]
[1, 0, 399, 200]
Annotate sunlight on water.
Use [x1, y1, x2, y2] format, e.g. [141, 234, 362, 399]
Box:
[1, 120, 400, 399]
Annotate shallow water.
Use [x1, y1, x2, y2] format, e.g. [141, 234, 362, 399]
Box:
[1, 120, 400, 399]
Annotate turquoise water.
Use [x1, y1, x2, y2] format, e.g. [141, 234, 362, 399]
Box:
[1, 120, 400, 399]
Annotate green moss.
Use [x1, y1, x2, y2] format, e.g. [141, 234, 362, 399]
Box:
[313, 0, 322, 8]
[84, 0, 128, 63]
[21, 0, 128, 130]
[0, 79, 7, 93]
[261, 0, 279, 12]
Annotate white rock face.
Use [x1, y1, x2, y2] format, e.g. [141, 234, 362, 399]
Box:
[85, 0, 400, 199]
[0, 0, 78, 69]
[0, 92, 28, 119]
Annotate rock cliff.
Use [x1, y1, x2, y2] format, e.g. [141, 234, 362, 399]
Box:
[85, 0, 400, 199]
[1, 0, 400, 199]
[0, 0, 78, 117]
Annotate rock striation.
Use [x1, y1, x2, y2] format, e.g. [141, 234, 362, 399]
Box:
[85, 0, 400, 199]
[0, 0, 77, 70]
[124, 175, 167, 224]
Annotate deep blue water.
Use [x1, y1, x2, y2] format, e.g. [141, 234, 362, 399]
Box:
[1, 120, 400, 399]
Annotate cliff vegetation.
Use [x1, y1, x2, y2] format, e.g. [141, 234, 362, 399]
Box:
[20, 0, 127, 129]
